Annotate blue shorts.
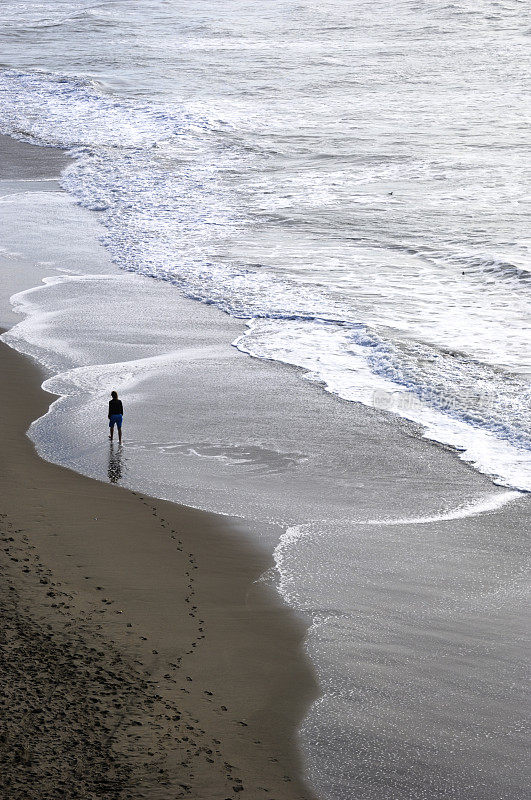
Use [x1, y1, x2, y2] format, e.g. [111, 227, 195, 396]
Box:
[109, 414, 123, 429]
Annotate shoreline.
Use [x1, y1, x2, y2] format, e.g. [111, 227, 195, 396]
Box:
[0, 337, 318, 799]
[2, 133, 529, 799]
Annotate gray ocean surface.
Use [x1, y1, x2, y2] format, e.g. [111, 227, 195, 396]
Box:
[0, 2, 530, 798]
[1, 0, 530, 489]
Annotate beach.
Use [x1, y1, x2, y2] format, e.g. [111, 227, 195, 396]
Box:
[0, 335, 318, 800]
[1, 3, 530, 795]
[0, 135, 319, 797]
[1, 132, 529, 799]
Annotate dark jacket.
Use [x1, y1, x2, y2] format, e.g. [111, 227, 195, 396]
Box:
[108, 398, 123, 418]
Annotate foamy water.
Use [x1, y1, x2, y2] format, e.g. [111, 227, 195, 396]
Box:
[0, 0, 529, 491]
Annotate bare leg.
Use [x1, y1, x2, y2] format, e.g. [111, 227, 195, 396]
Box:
[118, 425, 122, 445]
[109, 422, 113, 441]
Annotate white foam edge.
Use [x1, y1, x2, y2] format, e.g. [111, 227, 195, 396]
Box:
[364, 489, 523, 525]
[1, 326, 244, 522]
[1, 275, 121, 372]
[271, 489, 523, 613]
[233, 320, 531, 494]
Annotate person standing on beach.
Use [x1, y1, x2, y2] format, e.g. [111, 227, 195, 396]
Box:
[108, 390, 123, 444]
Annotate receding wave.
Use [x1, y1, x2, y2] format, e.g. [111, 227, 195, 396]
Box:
[364, 490, 522, 525]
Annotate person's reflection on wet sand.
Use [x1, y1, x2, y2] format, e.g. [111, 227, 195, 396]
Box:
[108, 442, 123, 484]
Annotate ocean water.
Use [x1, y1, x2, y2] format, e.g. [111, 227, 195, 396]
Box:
[1, 0, 530, 490]
[1, 1, 530, 798]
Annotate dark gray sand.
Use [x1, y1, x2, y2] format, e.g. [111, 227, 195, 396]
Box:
[0, 523, 166, 798]
[0, 337, 318, 799]
[0, 133, 70, 179]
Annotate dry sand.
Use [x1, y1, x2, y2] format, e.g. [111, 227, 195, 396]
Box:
[0, 337, 318, 800]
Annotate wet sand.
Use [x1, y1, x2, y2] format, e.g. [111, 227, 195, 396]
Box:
[0, 337, 318, 799]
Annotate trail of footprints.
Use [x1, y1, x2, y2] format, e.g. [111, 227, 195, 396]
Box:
[136, 497, 235, 792]
[1, 503, 303, 800]
[0, 514, 172, 797]
[131, 494, 299, 799]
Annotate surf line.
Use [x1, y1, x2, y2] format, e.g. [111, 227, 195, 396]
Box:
[365, 490, 522, 526]
[269, 491, 524, 604]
